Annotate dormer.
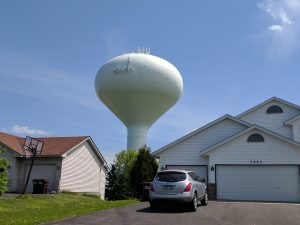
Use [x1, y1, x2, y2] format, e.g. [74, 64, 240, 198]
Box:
[237, 97, 300, 139]
[285, 115, 300, 142]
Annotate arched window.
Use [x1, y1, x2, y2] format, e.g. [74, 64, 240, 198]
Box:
[247, 133, 264, 142]
[266, 105, 283, 114]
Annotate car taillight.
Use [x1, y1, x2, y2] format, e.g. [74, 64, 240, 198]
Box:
[184, 183, 192, 192]
[149, 183, 154, 192]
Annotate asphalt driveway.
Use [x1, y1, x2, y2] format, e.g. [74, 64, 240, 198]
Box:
[47, 201, 300, 225]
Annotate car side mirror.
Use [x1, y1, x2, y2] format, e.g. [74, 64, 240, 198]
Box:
[201, 178, 206, 183]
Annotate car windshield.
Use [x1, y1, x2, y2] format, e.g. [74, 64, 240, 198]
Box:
[155, 171, 186, 182]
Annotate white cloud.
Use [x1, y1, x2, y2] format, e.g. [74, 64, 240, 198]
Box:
[10, 125, 50, 136]
[268, 25, 283, 31]
[257, 0, 300, 57]
[258, 1, 293, 25]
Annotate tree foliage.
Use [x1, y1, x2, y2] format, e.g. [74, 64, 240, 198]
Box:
[0, 147, 10, 196]
[130, 146, 158, 198]
[105, 146, 158, 200]
[105, 149, 137, 200]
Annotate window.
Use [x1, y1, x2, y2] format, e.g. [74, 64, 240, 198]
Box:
[247, 133, 265, 142]
[266, 105, 283, 114]
[155, 171, 186, 182]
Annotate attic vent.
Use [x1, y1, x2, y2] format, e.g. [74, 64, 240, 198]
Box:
[266, 105, 283, 114]
[247, 133, 265, 142]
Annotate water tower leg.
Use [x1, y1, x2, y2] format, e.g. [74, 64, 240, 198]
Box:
[127, 125, 149, 150]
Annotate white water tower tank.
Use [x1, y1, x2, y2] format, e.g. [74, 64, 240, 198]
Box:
[95, 51, 183, 150]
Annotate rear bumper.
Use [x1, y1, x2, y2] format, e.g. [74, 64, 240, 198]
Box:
[149, 191, 193, 203]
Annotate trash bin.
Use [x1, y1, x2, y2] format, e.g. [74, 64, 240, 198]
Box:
[32, 179, 48, 194]
[141, 182, 151, 201]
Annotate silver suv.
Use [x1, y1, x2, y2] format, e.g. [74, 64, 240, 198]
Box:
[149, 170, 208, 211]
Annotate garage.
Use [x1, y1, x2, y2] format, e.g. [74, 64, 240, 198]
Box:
[166, 165, 208, 182]
[216, 165, 300, 202]
[24, 164, 57, 193]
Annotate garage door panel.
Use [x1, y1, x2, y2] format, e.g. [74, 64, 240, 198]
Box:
[166, 165, 207, 181]
[24, 165, 57, 193]
[217, 165, 300, 202]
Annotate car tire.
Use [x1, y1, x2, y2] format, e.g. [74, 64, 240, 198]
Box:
[150, 201, 158, 211]
[189, 193, 198, 212]
[201, 192, 208, 206]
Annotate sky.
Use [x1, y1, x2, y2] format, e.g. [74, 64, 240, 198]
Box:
[1, 0, 300, 164]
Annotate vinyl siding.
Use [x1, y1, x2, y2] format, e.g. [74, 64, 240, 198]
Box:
[16, 157, 62, 193]
[208, 129, 300, 183]
[290, 118, 300, 142]
[60, 141, 106, 199]
[239, 101, 300, 139]
[159, 119, 248, 167]
[99, 164, 106, 198]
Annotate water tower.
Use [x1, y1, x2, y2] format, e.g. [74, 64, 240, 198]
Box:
[95, 50, 183, 150]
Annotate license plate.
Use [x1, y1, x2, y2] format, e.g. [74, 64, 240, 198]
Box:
[163, 185, 174, 191]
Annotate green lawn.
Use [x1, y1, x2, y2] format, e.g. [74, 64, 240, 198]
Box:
[0, 193, 138, 225]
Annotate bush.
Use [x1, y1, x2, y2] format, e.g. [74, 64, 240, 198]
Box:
[105, 149, 137, 200]
[130, 146, 158, 198]
[0, 147, 10, 196]
[105, 146, 158, 200]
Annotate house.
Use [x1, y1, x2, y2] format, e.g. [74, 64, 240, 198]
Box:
[152, 97, 300, 202]
[0, 133, 107, 199]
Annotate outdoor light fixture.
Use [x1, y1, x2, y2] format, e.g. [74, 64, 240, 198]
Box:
[211, 165, 215, 171]
[22, 136, 44, 194]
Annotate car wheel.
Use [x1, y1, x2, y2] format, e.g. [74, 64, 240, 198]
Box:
[189, 193, 198, 212]
[201, 192, 208, 206]
[150, 201, 158, 211]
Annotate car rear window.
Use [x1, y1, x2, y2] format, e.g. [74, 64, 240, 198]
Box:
[155, 172, 186, 182]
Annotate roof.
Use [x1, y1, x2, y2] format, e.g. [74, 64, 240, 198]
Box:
[0, 132, 24, 155]
[152, 114, 251, 156]
[237, 97, 300, 118]
[200, 125, 300, 156]
[0, 132, 88, 156]
[285, 114, 300, 125]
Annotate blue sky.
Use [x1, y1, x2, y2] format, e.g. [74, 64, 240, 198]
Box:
[1, 0, 300, 163]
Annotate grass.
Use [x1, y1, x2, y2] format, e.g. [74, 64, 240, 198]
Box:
[0, 193, 138, 225]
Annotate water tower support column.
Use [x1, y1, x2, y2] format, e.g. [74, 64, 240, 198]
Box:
[127, 125, 149, 150]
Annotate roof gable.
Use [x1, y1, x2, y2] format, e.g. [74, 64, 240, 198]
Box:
[201, 125, 300, 156]
[285, 114, 300, 125]
[34, 136, 89, 156]
[152, 114, 250, 156]
[62, 137, 108, 167]
[237, 97, 300, 118]
[0, 132, 24, 155]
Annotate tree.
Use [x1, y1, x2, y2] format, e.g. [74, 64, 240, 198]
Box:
[130, 146, 158, 198]
[0, 147, 10, 196]
[105, 149, 138, 200]
[105, 164, 116, 200]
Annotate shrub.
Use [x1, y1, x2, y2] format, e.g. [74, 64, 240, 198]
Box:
[105, 147, 158, 200]
[0, 147, 10, 196]
[105, 149, 137, 200]
[130, 146, 158, 198]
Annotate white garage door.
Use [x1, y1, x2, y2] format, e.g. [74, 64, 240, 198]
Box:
[24, 164, 57, 193]
[216, 165, 300, 202]
[166, 165, 207, 182]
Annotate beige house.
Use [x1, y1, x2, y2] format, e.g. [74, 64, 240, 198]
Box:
[0, 133, 107, 199]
